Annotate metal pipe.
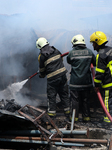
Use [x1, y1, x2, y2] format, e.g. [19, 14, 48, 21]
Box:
[53, 142, 84, 146]
[0, 129, 88, 136]
[109, 135, 112, 150]
[0, 136, 108, 144]
[0, 138, 84, 147]
[71, 109, 75, 132]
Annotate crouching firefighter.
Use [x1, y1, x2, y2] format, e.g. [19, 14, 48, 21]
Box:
[36, 37, 71, 122]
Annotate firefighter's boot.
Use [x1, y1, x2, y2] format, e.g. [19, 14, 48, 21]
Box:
[46, 115, 56, 125]
[65, 113, 72, 123]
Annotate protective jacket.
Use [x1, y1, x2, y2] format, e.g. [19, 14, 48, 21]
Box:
[38, 45, 67, 81]
[94, 46, 112, 89]
[67, 45, 96, 90]
[38, 45, 70, 118]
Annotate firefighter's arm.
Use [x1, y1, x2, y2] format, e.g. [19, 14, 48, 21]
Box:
[39, 74, 46, 78]
[94, 75, 102, 91]
[94, 54, 106, 87]
[38, 54, 46, 78]
[66, 54, 71, 64]
[92, 53, 96, 66]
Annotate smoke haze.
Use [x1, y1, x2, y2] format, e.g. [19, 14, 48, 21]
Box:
[0, 0, 112, 106]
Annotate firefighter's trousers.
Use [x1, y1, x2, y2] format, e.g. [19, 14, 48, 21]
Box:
[102, 89, 112, 123]
[47, 74, 70, 117]
[70, 90, 90, 121]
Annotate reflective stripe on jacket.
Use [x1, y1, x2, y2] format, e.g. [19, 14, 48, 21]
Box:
[38, 45, 67, 80]
[94, 46, 112, 89]
[67, 45, 96, 90]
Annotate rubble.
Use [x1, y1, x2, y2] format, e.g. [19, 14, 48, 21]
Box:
[0, 99, 112, 150]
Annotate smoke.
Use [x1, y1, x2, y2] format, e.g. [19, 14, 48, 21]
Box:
[0, 13, 48, 107]
[0, 12, 100, 107]
[0, 15, 37, 55]
[0, 79, 41, 106]
[0, 79, 28, 99]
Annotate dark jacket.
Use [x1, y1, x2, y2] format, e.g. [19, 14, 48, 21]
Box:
[94, 46, 112, 89]
[38, 45, 67, 81]
[67, 45, 96, 90]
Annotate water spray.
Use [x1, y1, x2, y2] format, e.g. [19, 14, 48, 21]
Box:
[3, 51, 112, 122]
[2, 50, 111, 122]
[1, 52, 69, 98]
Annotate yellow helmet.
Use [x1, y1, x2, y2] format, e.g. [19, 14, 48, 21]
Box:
[90, 31, 108, 45]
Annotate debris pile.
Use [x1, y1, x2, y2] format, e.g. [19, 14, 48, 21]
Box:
[0, 99, 21, 112]
[0, 99, 111, 150]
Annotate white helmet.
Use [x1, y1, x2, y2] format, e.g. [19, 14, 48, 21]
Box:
[71, 34, 85, 45]
[36, 37, 49, 49]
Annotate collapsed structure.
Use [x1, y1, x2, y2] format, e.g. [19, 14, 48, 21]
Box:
[0, 99, 112, 150]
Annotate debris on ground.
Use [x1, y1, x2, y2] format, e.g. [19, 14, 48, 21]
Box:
[0, 99, 112, 150]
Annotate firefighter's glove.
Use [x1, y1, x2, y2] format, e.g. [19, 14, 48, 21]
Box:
[39, 74, 45, 78]
[39, 74, 43, 78]
[37, 70, 39, 73]
[94, 87, 100, 92]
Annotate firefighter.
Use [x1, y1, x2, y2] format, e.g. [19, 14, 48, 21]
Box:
[36, 37, 71, 122]
[67, 34, 96, 122]
[90, 31, 112, 128]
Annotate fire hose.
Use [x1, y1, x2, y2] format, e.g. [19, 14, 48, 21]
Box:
[29, 52, 112, 122]
[91, 63, 112, 122]
[29, 52, 69, 79]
